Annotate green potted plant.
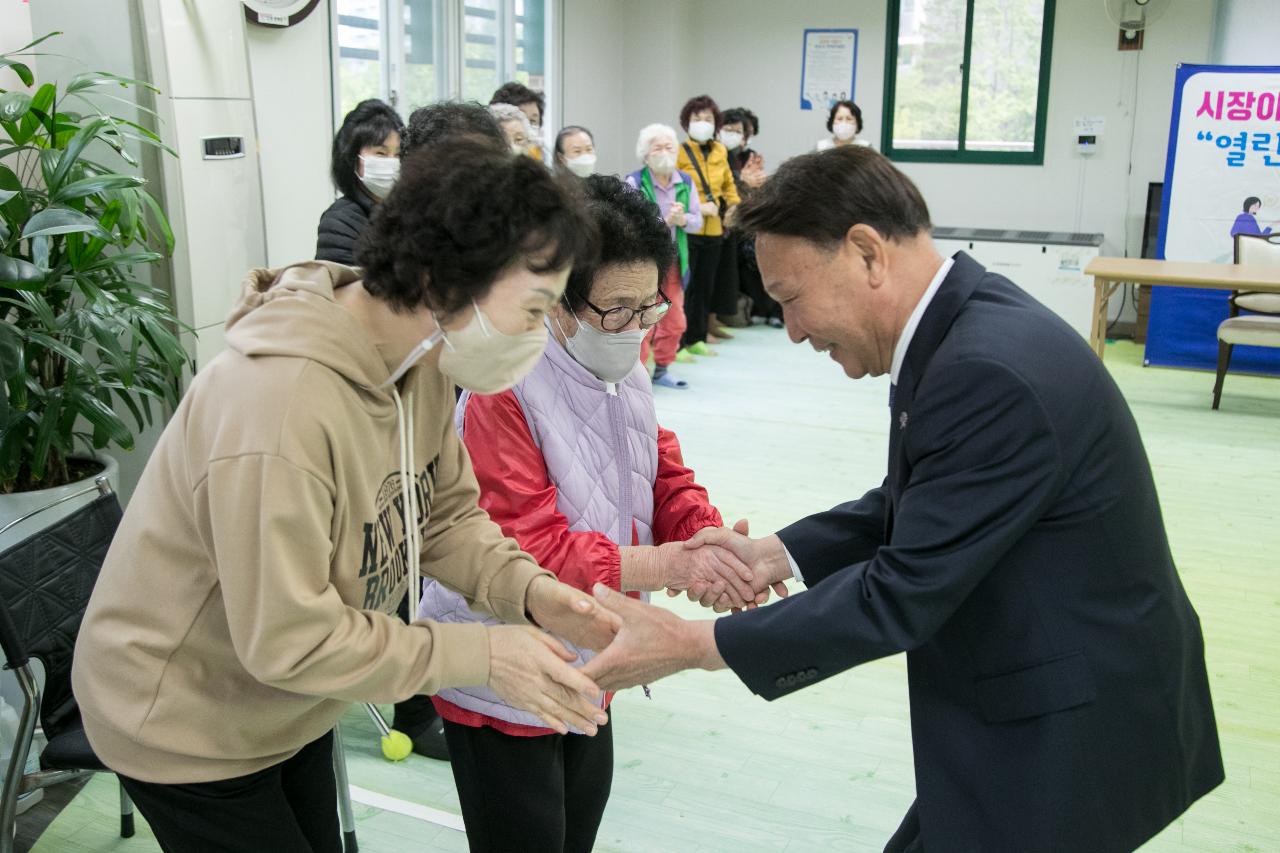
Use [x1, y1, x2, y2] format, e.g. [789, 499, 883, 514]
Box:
[1, 33, 186, 539]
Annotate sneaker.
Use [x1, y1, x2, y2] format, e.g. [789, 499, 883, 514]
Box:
[406, 716, 450, 761]
[767, 317, 784, 329]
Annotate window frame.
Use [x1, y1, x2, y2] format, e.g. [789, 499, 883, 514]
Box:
[880, 0, 1056, 165]
[329, 0, 557, 130]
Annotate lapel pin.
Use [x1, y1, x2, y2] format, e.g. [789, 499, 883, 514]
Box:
[899, 411, 909, 430]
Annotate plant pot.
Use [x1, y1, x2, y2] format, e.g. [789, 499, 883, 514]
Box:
[0, 453, 118, 553]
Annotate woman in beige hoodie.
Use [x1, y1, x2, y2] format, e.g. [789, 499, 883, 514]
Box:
[71, 140, 618, 853]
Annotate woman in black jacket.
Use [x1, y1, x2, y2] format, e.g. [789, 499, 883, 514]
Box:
[315, 99, 404, 266]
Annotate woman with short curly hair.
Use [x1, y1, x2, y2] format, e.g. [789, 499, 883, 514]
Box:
[419, 175, 758, 853]
[73, 141, 621, 853]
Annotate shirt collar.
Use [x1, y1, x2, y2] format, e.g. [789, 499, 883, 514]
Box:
[890, 256, 954, 385]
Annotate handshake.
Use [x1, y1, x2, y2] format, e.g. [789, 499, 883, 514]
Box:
[648, 519, 792, 612]
[504, 522, 795, 735]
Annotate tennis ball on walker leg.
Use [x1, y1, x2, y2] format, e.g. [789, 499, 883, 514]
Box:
[381, 729, 413, 761]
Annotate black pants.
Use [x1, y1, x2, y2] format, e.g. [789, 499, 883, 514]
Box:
[713, 231, 743, 318]
[119, 731, 341, 853]
[738, 236, 782, 320]
[682, 234, 723, 346]
[394, 591, 439, 733]
[443, 715, 614, 853]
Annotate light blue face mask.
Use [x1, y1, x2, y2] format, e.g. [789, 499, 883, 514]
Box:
[555, 311, 647, 384]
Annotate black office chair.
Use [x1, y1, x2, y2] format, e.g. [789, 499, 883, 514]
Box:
[0, 477, 134, 852]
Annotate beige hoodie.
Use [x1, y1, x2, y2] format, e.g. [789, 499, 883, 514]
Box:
[72, 262, 549, 783]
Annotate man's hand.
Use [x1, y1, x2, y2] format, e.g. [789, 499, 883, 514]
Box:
[660, 541, 756, 608]
[682, 520, 792, 611]
[486, 625, 608, 735]
[525, 575, 621, 652]
[579, 584, 724, 692]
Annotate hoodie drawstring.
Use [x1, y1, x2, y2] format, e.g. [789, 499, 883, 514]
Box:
[391, 387, 422, 622]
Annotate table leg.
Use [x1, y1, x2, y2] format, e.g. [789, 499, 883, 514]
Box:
[1091, 277, 1108, 359]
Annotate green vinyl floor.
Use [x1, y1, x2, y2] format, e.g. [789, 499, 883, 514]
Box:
[29, 329, 1280, 852]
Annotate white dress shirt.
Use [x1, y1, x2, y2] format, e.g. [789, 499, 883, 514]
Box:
[785, 256, 954, 584]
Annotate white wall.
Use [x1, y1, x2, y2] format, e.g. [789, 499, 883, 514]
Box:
[559, 0, 1218, 326]
[0, 0, 33, 83]
[245, 7, 336, 267]
[1211, 0, 1280, 65]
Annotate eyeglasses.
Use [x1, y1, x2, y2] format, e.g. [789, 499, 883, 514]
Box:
[581, 291, 672, 331]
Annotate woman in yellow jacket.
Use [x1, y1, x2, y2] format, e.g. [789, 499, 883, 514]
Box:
[676, 95, 740, 354]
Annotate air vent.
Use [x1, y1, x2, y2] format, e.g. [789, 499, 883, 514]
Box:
[202, 136, 245, 160]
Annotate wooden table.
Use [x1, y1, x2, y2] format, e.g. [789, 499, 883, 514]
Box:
[1084, 257, 1280, 359]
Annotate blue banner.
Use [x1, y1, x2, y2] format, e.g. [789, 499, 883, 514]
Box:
[1147, 63, 1280, 373]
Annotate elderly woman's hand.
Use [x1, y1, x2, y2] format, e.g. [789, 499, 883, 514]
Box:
[657, 540, 757, 609]
[486, 625, 609, 735]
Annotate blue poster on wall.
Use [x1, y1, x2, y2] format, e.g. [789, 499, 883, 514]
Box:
[1148, 63, 1280, 373]
[800, 29, 857, 112]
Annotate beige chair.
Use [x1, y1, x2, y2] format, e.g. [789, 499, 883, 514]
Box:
[1212, 233, 1280, 409]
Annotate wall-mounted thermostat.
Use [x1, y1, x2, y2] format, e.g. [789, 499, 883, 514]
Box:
[1073, 115, 1105, 157]
[202, 137, 246, 160]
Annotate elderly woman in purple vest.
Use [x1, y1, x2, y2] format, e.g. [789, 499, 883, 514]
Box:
[418, 175, 759, 853]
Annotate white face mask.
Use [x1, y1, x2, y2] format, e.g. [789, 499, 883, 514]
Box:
[358, 155, 400, 200]
[688, 121, 715, 143]
[719, 131, 743, 150]
[440, 303, 548, 393]
[648, 151, 676, 173]
[556, 312, 646, 384]
[833, 122, 858, 141]
[511, 143, 528, 156]
[380, 303, 546, 394]
[566, 153, 597, 177]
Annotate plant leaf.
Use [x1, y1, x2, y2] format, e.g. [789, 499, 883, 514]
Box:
[0, 188, 17, 205]
[67, 386, 132, 449]
[0, 256, 43, 289]
[2, 31, 63, 56]
[48, 117, 111, 192]
[64, 70, 159, 96]
[139, 189, 174, 254]
[52, 173, 144, 203]
[22, 329, 90, 372]
[0, 60, 34, 88]
[28, 387, 61, 480]
[0, 323, 22, 375]
[30, 234, 50, 271]
[0, 91, 32, 123]
[21, 206, 111, 240]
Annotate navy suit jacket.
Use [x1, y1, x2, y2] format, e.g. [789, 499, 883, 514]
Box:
[715, 253, 1223, 852]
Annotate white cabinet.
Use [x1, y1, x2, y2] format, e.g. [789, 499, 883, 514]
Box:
[933, 230, 1102, 340]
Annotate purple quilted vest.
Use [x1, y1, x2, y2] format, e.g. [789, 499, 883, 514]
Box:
[418, 333, 658, 728]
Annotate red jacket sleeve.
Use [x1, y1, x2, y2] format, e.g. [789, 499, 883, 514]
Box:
[652, 425, 723, 544]
[460, 391, 622, 593]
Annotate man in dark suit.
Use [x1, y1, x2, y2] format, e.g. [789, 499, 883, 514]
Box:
[582, 146, 1223, 852]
